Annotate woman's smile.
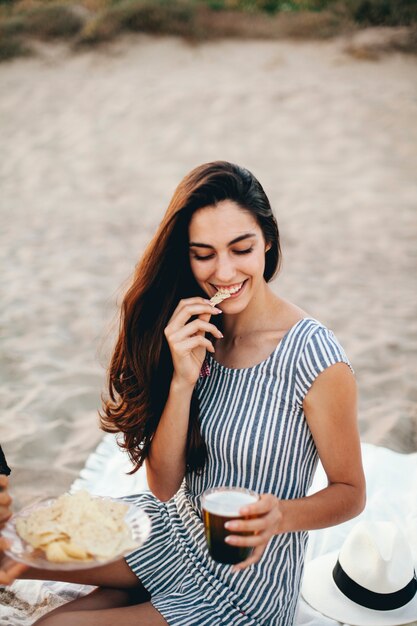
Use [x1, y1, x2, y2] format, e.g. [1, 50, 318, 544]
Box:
[210, 280, 248, 299]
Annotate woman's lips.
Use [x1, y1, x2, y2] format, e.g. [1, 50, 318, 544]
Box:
[211, 280, 247, 300]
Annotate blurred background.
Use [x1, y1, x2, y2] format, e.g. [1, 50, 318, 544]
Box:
[0, 0, 416, 510]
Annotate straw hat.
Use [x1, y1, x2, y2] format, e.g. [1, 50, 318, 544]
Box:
[302, 521, 417, 626]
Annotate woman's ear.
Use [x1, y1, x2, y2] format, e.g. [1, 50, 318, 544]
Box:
[265, 242, 272, 252]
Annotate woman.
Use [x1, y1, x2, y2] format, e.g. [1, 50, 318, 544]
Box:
[1, 161, 365, 625]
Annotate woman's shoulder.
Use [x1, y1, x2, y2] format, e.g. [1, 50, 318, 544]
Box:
[271, 297, 334, 333]
[270, 297, 347, 357]
[265, 296, 352, 386]
[289, 318, 352, 401]
[267, 296, 315, 339]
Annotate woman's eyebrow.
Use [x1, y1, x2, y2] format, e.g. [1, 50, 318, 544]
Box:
[189, 233, 257, 249]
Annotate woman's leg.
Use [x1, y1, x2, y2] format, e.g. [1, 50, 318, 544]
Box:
[34, 600, 167, 626]
[20, 556, 141, 589]
[27, 558, 163, 626]
[21, 556, 155, 624]
[32, 585, 158, 625]
[33, 585, 148, 618]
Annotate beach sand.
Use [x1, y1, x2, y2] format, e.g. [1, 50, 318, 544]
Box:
[0, 34, 416, 514]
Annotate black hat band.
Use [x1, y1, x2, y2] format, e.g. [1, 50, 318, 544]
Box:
[333, 560, 417, 611]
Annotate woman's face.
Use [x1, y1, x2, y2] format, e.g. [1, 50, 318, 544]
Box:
[188, 200, 271, 314]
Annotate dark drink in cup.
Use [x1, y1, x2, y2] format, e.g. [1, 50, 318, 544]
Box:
[201, 487, 258, 565]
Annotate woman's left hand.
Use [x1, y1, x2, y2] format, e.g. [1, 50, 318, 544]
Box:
[224, 494, 283, 572]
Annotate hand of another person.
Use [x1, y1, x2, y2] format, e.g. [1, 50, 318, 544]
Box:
[0, 475, 12, 529]
[224, 494, 283, 572]
[164, 297, 223, 386]
[0, 476, 28, 585]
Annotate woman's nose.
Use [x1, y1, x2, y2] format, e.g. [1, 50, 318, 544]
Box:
[213, 255, 236, 284]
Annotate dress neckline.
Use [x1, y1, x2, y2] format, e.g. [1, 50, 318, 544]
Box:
[207, 317, 316, 374]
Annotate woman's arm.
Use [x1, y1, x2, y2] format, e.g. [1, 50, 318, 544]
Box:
[225, 363, 366, 570]
[279, 362, 365, 530]
[146, 298, 222, 501]
[145, 377, 195, 501]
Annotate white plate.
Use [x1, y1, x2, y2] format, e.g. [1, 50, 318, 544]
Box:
[3, 495, 151, 570]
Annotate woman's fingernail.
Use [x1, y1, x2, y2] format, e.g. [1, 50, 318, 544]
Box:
[214, 308, 222, 314]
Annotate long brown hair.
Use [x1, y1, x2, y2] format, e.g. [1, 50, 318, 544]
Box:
[100, 161, 281, 473]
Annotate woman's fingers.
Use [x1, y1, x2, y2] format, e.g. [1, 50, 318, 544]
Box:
[169, 319, 223, 344]
[164, 297, 223, 382]
[225, 515, 269, 535]
[225, 501, 282, 535]
[237, 494, 276, 518]
[167, 301, 221, 332]
[175, 336, 215, 355]
[225, 530, 268, 548]
[224, 494, 283, 573]
[173, 297, 214, 315]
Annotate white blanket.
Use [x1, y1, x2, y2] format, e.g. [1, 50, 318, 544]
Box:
[1, 436, 416, 626]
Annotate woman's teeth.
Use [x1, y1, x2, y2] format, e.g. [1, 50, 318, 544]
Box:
[216, 282, 244, 295]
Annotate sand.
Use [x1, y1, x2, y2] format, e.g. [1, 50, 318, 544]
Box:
[0, 34, 416, 517]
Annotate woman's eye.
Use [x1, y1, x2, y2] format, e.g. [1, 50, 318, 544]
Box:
[234, 247, 253, 255]
[192, 247, 253, 261]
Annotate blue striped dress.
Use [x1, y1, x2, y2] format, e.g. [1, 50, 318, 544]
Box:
[125, 318, 351, 625]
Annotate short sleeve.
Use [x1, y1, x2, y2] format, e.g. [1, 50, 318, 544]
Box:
[295, 326, 353, 404]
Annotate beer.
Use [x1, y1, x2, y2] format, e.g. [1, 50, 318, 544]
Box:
[201, 487, 258, 565]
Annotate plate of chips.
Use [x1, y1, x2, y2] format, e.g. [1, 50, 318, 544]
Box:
[3, 490, 151, 570]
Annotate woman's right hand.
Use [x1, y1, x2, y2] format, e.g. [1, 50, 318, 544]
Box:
[164, 297, 223, 386]
[0, 475, 28, 585]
